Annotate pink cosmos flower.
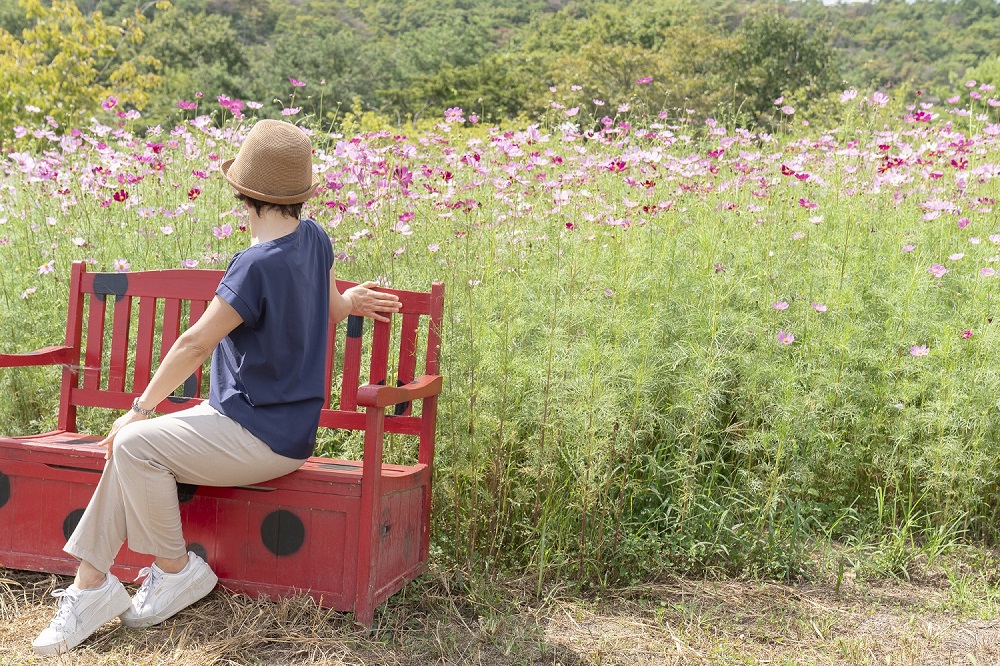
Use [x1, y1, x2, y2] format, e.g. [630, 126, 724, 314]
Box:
[840, 89, 858, 103]
[961, 329, 974, 339]
[909, 345, 929, 356]
[564, 107, 579, 117]
[636, 77, 653, 84]
[810, 216, 823, 225]
[947, 96, 961, 104]
[812, 303, 827, 312]
[71, 237, 86, 246]
[966, 80, 977, 87]
[603, 289, 614, 298]
[902, 245, 916, 252]
[428, 244, 440, 253]
[445, 107, 465, 123]
[772, 301, 789, 311]
[774, 97, 784, 105]
[289, 77, 306, 87]
[281, 107, 301, 116]
[38, 260, 55, 275]
[949, 253, 964, 261]
[113, 258, 130, 273]
[958, 217, 970, 229]
[181, 259, 199, 268]
[928, 264, 947, 278]
[980, 267, 996, 277]
[212, 224, 233, 240]
[21, 287, 37, 299]
[617, 103, 630, 113]
[398, 212, 415, 223]
[798, 198, 818, 209]
[777, 331, 794, 345]
[781, 105, 795, 115]
[246, 101, 263, 109]
[102, 96, 118, 111]
[791, 232, 805, 241]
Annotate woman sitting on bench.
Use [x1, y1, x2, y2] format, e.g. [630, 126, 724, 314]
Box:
[32, 119, 401, 656]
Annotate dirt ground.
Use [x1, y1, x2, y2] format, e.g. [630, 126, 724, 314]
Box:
[1, 566, 998, 665]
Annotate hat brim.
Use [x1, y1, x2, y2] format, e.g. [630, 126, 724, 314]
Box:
[221, 159, 321, 205]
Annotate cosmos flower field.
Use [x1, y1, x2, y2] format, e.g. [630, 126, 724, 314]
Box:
[2, 83, 1000, 580]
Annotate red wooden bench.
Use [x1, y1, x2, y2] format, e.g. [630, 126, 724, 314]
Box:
[0, 260, 444, 627]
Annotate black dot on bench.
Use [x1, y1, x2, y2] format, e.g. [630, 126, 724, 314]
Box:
[0, 471, 9, 510]
[63, 508, 86, 541]
[187, 542, 207, 562]
[176, 483, 198, 503]
[260, 510, 305, 556]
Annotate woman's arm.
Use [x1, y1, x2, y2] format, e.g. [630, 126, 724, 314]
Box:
[100, 295, 244, 457]
[328, 266, 401, 324]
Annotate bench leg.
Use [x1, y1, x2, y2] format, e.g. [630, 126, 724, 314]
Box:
[354, 407, 384, 629]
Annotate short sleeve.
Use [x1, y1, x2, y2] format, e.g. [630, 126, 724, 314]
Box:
[306, 218, 334, 271]
[217, 251, 263, 327]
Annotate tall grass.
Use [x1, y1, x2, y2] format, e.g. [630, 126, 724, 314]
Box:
[1, 86, 999, 585]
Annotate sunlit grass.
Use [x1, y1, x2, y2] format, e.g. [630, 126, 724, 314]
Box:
[2, 86, 1000, 584]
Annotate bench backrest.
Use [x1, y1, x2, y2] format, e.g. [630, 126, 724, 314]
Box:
[56, 261, 444, 445]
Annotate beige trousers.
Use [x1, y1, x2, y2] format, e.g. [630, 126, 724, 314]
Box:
[64, 402, 305, 573]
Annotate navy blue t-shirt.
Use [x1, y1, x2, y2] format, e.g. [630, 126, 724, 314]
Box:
[210, 218, 334, 459]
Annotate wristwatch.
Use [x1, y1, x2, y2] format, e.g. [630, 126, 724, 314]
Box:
[131, 398, 155, 416]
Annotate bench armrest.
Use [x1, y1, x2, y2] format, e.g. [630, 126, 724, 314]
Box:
[356, 375, 443, 408]
[0, 345, 74, 368]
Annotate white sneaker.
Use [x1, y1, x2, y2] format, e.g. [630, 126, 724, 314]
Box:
[32, 574, 132, 655]
[120, 552, 218, 628]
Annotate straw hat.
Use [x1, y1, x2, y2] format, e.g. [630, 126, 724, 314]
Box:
[221, 119, 320, 205]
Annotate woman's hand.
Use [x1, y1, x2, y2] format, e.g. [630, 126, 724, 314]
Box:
[99, 409, 148, 460]
[345, 282, 402, 323]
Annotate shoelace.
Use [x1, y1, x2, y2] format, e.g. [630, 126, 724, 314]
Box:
[132, 567, 162, 611]
[48, 587, 82, 630]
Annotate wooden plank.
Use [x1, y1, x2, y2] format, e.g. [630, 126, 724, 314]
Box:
[323, 321, 336, 409]
[161, 299, 181, 362]
[340, 316, 363, 412]
[82, 270, 221, 301]
[106, 296, 133, 393]
[368, 318, 391, 387]
[132, 296, 157, 394]
[81, 294, 107, 391]
[189, 299, 208, 395]
[397, 314, 419, 385]
[58, 262, 87, 431]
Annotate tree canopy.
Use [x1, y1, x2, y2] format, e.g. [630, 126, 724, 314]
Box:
[2, 0, 999, 131]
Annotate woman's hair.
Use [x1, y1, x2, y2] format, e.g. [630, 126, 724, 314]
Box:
[235, 192, 303, 220]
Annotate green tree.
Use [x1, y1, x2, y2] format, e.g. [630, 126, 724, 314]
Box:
[724, 11, 839, 126]
[0, 0, 161, 143]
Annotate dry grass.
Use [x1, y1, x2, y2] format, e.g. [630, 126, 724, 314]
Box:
[2, 566, 999, 665]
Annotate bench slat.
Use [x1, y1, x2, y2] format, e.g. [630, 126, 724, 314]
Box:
[395, 314, 420, 416]
[82, 295, 107, 391]
[132, 297, 157, 394]
[340, 315, 363, 411]
[107, 296, 133, 393]
[82, 270, 220, 301]
[161, 298, 181, 362]
[189, 299, 208, 396]
[323, 321, 336, 409]
[369, 318, 391, 387]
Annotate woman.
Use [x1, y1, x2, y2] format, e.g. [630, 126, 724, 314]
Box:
[32, 119, 401, 655]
